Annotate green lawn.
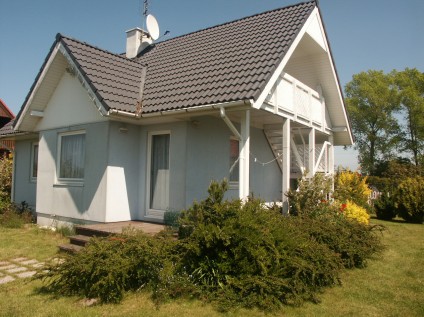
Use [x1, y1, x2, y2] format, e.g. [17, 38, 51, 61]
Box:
[0, 220, 423, 317]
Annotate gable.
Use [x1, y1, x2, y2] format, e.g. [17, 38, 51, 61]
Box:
[34, 72, 107, 131]
[253, 7, 353, 146]
[14, 39, 113, 132]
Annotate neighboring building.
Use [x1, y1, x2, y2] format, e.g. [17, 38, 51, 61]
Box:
[0, 1, 352, 227]
[0, 99, 15, 156]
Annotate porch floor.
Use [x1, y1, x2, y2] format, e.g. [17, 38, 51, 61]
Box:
[77, 221, 166, 236]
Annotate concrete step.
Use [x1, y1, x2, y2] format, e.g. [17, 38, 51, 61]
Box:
[59, 243, 83, 253]
[75, 226, 112, 238]
[69, 234, 92, 247]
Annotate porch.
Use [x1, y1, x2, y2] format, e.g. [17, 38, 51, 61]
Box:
[59, 221, 166, 252]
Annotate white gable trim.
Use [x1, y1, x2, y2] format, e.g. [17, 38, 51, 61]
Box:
[14, 45, 60, 131]
[58, 44, 108, 117]
[253, 7, 321, 110]
[253, 7, 352, 145]
[15, 41, 108, 132]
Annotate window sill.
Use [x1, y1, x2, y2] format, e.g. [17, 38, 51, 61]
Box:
[229, 181, 239, 190]
[54, 181, 84, 188]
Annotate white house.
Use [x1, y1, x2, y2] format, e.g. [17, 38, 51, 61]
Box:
[0, 0, 352, 227]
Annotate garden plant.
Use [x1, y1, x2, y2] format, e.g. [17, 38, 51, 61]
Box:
[38, 175, 384, 312]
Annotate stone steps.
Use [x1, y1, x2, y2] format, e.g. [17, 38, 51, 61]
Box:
[58, 221, 166, 253]
[58, 225, 113, 253]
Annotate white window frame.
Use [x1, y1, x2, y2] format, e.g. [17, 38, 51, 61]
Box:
[56, 130, 86, 185]
[30, 142, 38, 182]
[146, 130, 171, 218]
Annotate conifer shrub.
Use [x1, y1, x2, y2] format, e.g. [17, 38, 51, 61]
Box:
[395, 177, 424, 223]
[177, 180, 342, 311]
[374, 193, 397, 220]
[38, 230, 178, 303]
[38, 179, 384, 312]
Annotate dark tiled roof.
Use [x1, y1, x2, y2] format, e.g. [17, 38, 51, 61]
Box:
[0, 120, 17, 136]
[60, 0, 316, 114]
[61, 37, 146, 113]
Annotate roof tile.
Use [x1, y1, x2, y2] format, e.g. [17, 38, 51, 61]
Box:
[59, 1, 315, 115]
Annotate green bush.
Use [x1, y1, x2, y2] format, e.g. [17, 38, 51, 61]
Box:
[38, 231, 177, 303]
[374, 193, 397, 220]
[334, 170, 372, 212]
[395, 177, 424, 224]
[0, 155, 13, 201]
[177, 180, 342, 311]
[163, 209, 181, 229]
[285, 173, 333, 216]
[38, 179, 384, 312]
[0, 201, 34, 228]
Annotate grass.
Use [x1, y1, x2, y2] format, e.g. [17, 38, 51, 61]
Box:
[0, 220, 423, 317]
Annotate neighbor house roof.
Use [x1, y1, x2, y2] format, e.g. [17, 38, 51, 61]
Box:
[23, 0, 316, 118]
[0, 99, 14, 119]
[0, 120, 16, 136]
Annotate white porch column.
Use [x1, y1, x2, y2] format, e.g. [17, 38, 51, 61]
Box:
[239, 110, 250, 200]
[308, 128, 315, 178]
[282, 118, 291, 214]
[329, 134, 335, 193]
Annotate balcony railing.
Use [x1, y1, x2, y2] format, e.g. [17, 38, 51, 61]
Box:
[265, 72, 326, 128]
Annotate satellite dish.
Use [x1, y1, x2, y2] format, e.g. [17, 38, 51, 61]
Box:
[146, 14, 160, 41]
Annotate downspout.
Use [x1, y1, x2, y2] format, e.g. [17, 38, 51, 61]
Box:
[219, 107, 241, 140]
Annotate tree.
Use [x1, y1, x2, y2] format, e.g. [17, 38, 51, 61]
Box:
[345, 70, 400, 175]
[392, 68, 424, 169]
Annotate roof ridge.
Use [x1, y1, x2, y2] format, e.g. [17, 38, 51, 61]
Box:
[57, 33, 145, 65]
[153, 0, 317, 46]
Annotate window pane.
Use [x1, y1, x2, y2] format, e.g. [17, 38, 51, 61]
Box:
[32, 144, 38, 178]
[150, 134, 170, 210]
[229, 139, 239, 182]
[60, 133, 85, 179]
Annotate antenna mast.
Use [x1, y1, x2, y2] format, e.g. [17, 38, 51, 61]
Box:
[142, 0, 148, 30]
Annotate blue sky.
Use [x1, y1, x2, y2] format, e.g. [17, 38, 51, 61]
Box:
[1, 0, 423, 169]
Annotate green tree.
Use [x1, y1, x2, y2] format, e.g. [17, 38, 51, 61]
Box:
[345, 70, 400, 175]
[392, 68, 424, 170]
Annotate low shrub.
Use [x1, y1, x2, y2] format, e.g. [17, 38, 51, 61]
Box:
[395, 177, 424, 224]
[38, 179, 384, 312]
[298, 212, 383, 269]
[285, 173, 333, 216]
[177, 180, 342, 311]
[342, 200, 370, 225]
[0, 200, 34, 228]
[163, 209, 181, 229]
[38, 231, 178, 303]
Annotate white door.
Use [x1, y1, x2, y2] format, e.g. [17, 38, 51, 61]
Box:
[146, 132, 170, 219]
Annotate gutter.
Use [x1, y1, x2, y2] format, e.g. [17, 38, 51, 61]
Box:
[107, 99, 253, 119]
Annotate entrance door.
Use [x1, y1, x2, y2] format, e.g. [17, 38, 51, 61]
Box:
[146, 132, 170, 218]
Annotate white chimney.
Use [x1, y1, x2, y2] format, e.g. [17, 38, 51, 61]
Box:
[126, 28, 152, 58]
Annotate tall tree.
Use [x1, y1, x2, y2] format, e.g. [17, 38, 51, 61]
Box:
[345, 70, 399, 175]
[393, 68, 424, 169]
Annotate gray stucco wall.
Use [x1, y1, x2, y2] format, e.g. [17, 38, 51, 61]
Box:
[36, 122, 109, 224]
[107, 122, 141, 221]
[13, 139, 38, 207]
[185, 116, 282, 206]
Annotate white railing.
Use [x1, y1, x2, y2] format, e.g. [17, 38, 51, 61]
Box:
[290, 143, 331, 174]
[265, 72, 325, 127]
